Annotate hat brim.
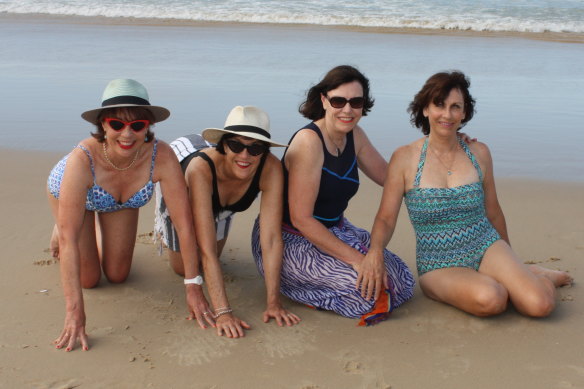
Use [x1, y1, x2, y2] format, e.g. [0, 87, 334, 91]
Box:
[201, 128, 288, 147]
[81, 104, 171, 125]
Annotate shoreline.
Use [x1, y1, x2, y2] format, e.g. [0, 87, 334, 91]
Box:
[3, 12, 583, 44]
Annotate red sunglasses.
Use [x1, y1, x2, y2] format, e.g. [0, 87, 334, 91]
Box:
[104, 118, 150, 132]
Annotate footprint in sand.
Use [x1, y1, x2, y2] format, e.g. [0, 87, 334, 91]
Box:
[136, 231, 155, 245]
[336, 351, 366, 375]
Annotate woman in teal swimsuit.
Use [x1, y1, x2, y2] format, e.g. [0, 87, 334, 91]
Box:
[366, 71, 572, 317]
[47, 79, 211, 351]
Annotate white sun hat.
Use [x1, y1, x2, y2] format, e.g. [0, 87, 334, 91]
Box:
[81, 79, 170, 124]
[201, 105, 288, 147]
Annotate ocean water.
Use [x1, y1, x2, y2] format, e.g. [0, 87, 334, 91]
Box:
[0, 5, 583, 182]
[1, 0, 583, 34]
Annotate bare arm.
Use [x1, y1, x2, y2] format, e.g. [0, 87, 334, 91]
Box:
[474, 142, 510, 244]
[360, 146, 409, 300]
[286, 129, 363, 266]
[258, 154, 300, 326]
[353, 125, 388, 186]
[54, 148, 94, 351]
[155, 143, 212, 328]
[185, 153, 250, 337]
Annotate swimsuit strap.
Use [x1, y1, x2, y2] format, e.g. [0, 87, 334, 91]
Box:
[193, 152, 221, 213]
[76, 144, 96, 180]
[458, 136, 484, 182]
[413, 137, 429, 188]
[149, 139, 158, 180]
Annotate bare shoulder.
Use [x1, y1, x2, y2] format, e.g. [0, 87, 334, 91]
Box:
[289, 128, 321, 150]
[153, 139, 177, 162]
[286, 128, 323, 167]
[467, 141, 492, 161]
[391, 138, 424, 163]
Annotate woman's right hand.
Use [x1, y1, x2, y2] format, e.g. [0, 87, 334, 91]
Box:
[185, 285, 216, 329]
[354, 250, 388, 301]
[215, 313, 251, 338]
[54, 309, 89, 352]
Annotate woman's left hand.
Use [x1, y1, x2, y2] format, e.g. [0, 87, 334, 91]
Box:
[263, 303, 301, 327]
[354, 251, 388, 301]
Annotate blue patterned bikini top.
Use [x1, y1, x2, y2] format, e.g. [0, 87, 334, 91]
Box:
[80, 140, 157, 212]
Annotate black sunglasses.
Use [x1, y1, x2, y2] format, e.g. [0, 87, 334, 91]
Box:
[326, 95, 365, 109]
[225, 139, 268, 156]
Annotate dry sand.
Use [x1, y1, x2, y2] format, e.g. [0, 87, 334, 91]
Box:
[1, 148, 582, 389]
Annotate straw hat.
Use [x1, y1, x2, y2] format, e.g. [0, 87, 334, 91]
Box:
[81, 79, 170, 124]
[202, 106, 288, 147]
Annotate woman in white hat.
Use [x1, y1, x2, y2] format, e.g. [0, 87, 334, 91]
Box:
[47, 79, 211, 351]
[252, 65, 416, 326]
[155, 106, 300, 338]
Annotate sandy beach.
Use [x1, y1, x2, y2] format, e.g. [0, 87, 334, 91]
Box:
[1, 147, 582, 389]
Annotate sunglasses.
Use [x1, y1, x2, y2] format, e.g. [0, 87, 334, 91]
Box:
[326, 95, 365, 109]
[104, 118, 150, 132]
[225, 139, 268, 156]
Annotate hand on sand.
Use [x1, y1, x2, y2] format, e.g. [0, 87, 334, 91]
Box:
[54, 310, 89, 352]
[215, 313, 251, 338]
[263, 303, 301, 327]
[185, 285, 216, 329]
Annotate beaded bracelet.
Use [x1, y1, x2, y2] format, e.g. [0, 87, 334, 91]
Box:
[214, 307, 233, 318]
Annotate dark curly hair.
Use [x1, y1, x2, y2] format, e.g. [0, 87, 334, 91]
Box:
[92, 107, 156, 143]
[408, 71, 475, 135]
[299, 65, 374, 121]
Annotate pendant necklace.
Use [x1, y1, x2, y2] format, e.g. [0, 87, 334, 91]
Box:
[322, 124, 344, 157]
[102, 142, 140, 171]
[429, 141, 458, 176]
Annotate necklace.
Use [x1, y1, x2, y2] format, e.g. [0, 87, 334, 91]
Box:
[429, 141, 458, 176]
[322, 124, 344, 157]
[102, 142, 140, 171]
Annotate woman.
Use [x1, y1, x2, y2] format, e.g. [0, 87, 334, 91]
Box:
[47, 79, 210, 351]
[252, 65, 415, 326]
[155, 106, 300, 338]
[366, 71, 572, 317]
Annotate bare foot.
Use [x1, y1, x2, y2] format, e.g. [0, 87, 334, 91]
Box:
[528, 265, 573, 287]
[50, 225, 60, 259]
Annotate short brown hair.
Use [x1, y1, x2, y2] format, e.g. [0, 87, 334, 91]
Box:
[92, 107, 155, 142]
[408, 71, 475, 135]
[299, 65, 374, 121]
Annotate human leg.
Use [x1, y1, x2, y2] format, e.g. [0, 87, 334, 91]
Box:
[98, 208, 139, 283]
[419, 267, 509, 316]
[48, 191, 102, 288]
[479, 240, 571, 317]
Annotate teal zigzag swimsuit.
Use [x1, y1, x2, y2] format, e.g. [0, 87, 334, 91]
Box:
[404, 137, 500, 276]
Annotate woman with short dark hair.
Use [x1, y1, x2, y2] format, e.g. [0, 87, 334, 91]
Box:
[366, 71, 572, 317]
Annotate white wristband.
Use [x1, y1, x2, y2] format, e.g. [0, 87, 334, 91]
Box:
[184, 275, 204, 285]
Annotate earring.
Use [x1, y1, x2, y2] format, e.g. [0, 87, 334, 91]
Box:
[144, 135, 149, 142]
[104, 134, 107, 140]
